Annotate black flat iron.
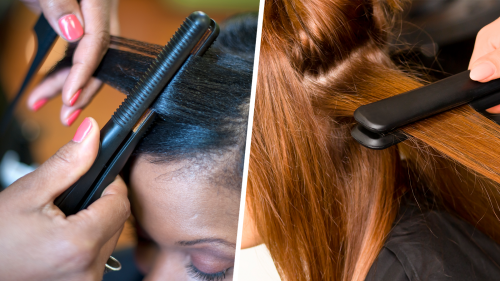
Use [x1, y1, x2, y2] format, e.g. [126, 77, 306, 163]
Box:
[1, 9, 219, 274]
[54, 11, 219, 215]
[1, 10, 219, 210]
[352, 70, 500, 149]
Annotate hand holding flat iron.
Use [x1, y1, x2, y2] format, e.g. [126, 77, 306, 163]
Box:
[470, 17, 500, 113]
[0, 117, 130, 280]
[22, 0, 120, 126]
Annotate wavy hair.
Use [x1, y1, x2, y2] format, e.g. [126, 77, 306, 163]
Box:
[246, 0, 500, 280]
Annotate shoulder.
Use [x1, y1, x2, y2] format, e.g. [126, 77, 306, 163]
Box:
[365, 247, 409, 281]
[366, 207, 500, 281]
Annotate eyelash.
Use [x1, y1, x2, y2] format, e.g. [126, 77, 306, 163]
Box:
[186, 263, 231, 281]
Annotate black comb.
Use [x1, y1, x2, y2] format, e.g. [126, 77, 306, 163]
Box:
[0, 14, 57, 135]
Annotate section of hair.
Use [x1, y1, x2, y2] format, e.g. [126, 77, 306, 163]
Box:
[50, 13, 257, 190]
[136, 48, 251, 158]
[249, 1, 500, 281]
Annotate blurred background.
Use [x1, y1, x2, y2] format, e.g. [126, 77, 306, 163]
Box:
[0, 0, 258, 252]
[393, 0, 500, 80]
[2, 0, 500, 279]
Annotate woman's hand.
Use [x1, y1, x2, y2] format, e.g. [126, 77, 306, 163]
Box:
[469, 17, 500, 113]
[22, 0, 120, 126]
[0, 117, 130, 280]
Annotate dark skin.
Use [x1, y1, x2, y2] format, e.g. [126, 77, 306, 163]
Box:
[0, 118, 130, 280]
[129, 156, 240, 280]
[24, 0, 120, 126]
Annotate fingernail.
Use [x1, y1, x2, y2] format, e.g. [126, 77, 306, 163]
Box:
[69, 89, 82, 106]
[66, 109, 82, 126]
[470, 62, 496, 81]
[58, 14, 83, 41]
[72, 117, 92, 143]
[32, 98, 48, 111]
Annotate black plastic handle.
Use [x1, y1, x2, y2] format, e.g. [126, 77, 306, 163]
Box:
[351, 124, 408, 150]
[354, 70, 500, 133]
[112, 11, 211, 130]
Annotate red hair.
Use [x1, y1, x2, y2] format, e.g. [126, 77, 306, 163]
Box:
[247, 0, 500, 280]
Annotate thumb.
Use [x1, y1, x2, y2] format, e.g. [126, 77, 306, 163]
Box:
[40, 0, 84, 42]
[69, 176, 130, 246]
[469, 48, 500, 83]
[21, 117, 100, 205]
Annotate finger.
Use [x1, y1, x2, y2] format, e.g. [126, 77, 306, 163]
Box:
[27, 68, 70, 111]
[39, 0, 84, 42]
[469, 17, 500, 68]
[19, 117, 100, 204]
[92, 226, 124, 279]
[109, 0, 120, 35]
[486, 104, 500, 114]
[71, 77, 103, 108]
[469, 48, 500, 82]
[69, 176, 131, 245]
[100, 226, 124, 263]
[60, 77, 103, 126]
[61, 0, 113, 107]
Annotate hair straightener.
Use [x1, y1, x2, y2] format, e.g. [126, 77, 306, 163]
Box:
[2, 10, 218, 274]
[6, 9, 219, 217]
[351, 70, 500, 149]
[2, 9, 218, 212]
[53, 12, 219, 215]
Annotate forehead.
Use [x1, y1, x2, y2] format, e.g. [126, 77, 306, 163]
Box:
[129, 155, 241, 245]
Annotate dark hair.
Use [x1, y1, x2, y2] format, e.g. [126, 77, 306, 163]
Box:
[53, 13, 257, 189]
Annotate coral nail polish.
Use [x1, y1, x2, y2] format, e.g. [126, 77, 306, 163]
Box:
[66, 109, 82, 126]
[69, 89, 82, 106]
[32, 98, 48, 111]
[58, 14, 83, 41]
[73, 117, 92, 143]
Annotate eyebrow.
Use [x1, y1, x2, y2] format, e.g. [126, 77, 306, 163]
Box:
[176, 238, 236, 248]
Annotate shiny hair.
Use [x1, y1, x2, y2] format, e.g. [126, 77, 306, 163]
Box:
[52, 13, 257, 188]
[247, 0, 500, 280]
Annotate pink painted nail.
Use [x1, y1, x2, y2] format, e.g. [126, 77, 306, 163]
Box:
[32, 98, 48, 111]
[58, 14, 83, 41]
[72, 117, 92, 142]
[69, 89, 82, 106]
[66, 109, 82, 126]
[470, 62, 496, 81]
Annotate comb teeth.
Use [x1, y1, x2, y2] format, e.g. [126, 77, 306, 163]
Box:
[112, 12, 210, 128]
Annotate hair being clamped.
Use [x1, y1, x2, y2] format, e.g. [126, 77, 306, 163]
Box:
[54, 11, 219, 215]
[351, 70, 500, 150]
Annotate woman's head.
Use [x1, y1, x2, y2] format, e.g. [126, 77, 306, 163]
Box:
[50, 12, 257, 279]
[245, 1, 500, 280]
[128, 154, 241, 280]
[126, 14, 255, 279]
